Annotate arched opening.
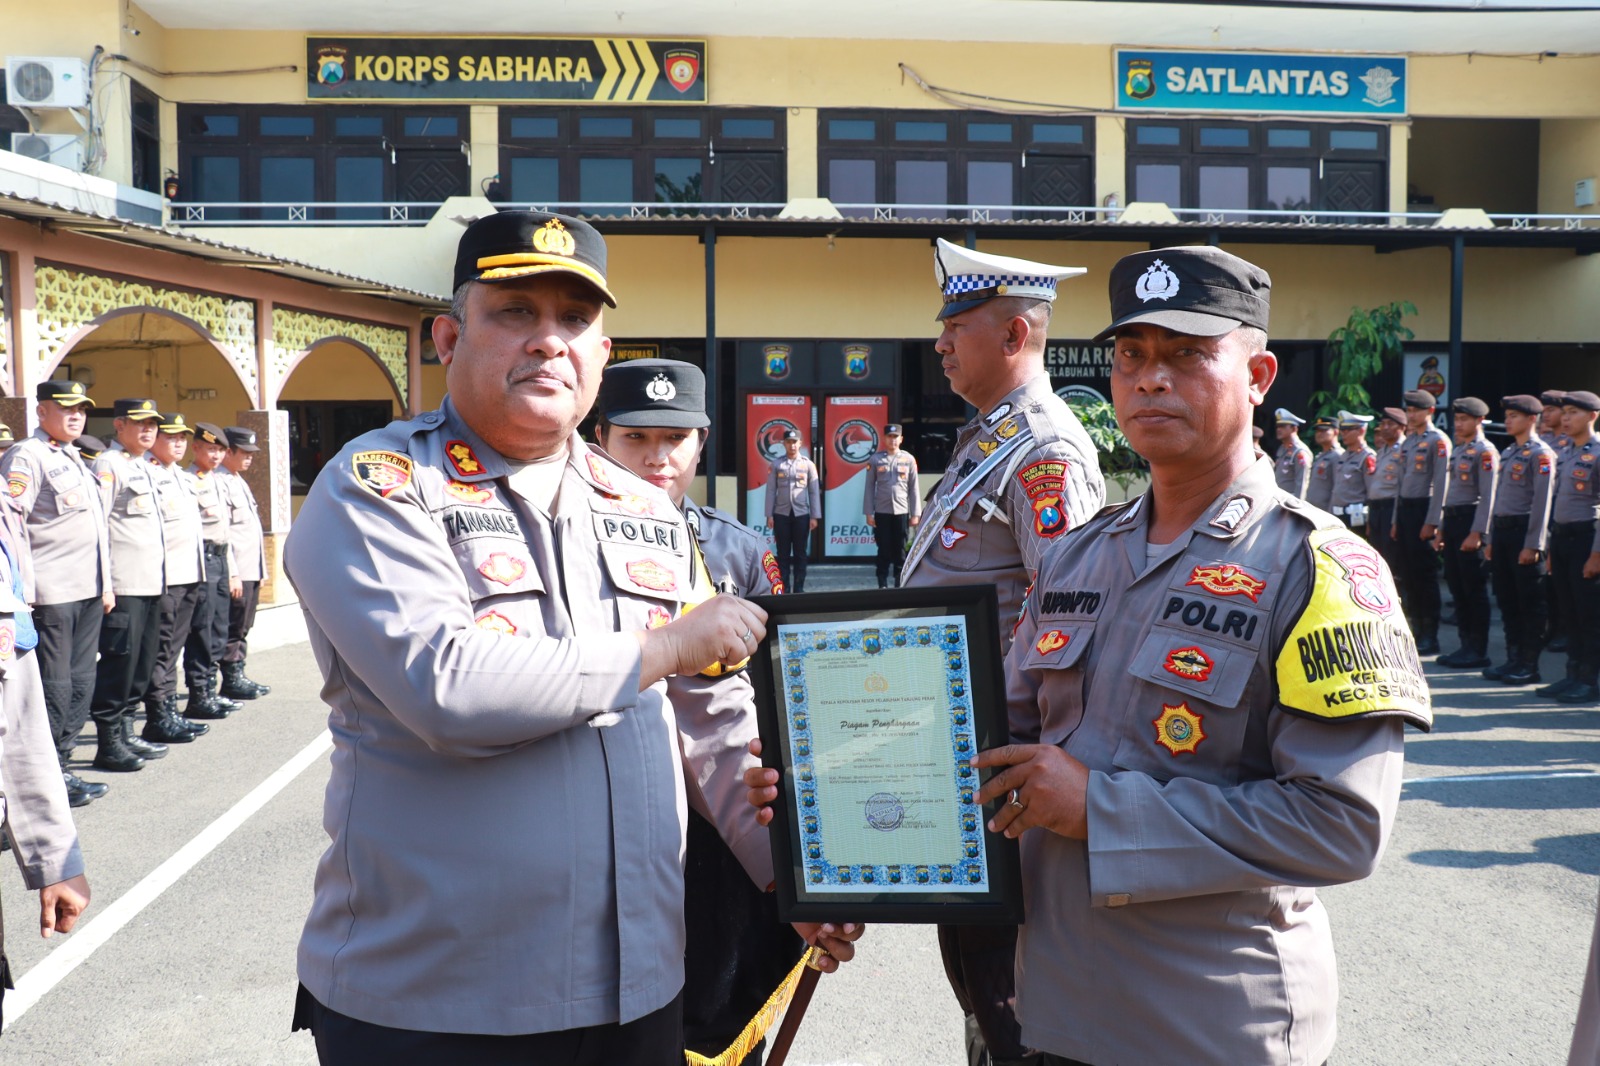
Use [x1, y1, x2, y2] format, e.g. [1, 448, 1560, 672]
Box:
[280, 338, 403, 514]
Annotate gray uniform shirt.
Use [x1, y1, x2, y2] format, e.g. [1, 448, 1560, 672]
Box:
[1442, 434, 1498, 535]
[1306, 446, 1342, 511]
[286, 399, 765, 1036]
[863, 449, 921, 518]
[218, 467, 265, 582]
[1369, 441, 1406, 501]
[1399, 423, 1452, 528]
[1273, 437, 1311, 498]
[91, 444, 168, 597]
[1007, 459, 1425, 1065]
[901, 375, 1105, 651]
[1552, 437, 1600, 554]
[148, 460, 206, 587]
[0, 430, 110, 606]
[764, 455, 820, 519]
[1491, 437, 1556, 552]
[685, 500, 779, 597]
[1331, 444, 1375, 510]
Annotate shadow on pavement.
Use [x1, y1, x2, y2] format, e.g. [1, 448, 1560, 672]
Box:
[1407, 830, 1600, 875]
[1403, 738, 1600, 769]
[1402, 773, 1600, 812]
[1428, 707, 1600, 734]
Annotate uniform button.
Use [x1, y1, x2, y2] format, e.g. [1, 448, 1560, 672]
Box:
[1106, 893, 1131, 908]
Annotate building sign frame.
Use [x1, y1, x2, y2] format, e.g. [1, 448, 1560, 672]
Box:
[1115, 49, 1407, 117]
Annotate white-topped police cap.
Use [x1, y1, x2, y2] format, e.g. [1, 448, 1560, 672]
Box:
[1337, 410, 1373, 430]
[1274, 408, 1306, 427]
[933, 238, 1086, 321]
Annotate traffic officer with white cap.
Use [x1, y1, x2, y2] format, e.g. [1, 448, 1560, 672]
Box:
[1394, 389, 1452, 655]
[1367, 407, 1408, 573]
[1330, 410, 1376, 535]
[1306, 416, 1342, 512]
[218, 427, 270, 700]
[141, 412, 209, 743]
[863, 422, 921, 588]
[763, 430, 820, 593]
[0, 380, 113, 805]
[1271, 408, 1310, 498]
[899, 237, 1104, 1066]
[970, 244, 1429, 1066]
[183, 422, 240, 721]
[1434, 397, 1499, 669]
[1483, 395, 1556, 685]
[1537, 389, 1600, 705]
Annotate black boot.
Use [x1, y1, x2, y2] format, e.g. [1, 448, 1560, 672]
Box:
[167, 695, 209, 737]
[185, 675, 234, 720]
[221, 660, 267, 700]
[123, 716, 168, 760]
[210, 670, 243, 712]
[143, 701, 197, 744]
[92, 719, 146, 773]
[63, 772, 96, 807]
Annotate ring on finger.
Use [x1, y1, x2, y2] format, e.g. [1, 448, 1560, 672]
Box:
[1008, 788, 1025, 811]
[741, 628, 754, 644]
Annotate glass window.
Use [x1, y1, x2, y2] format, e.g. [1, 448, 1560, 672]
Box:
[654, 117, 702, 139]
[1198, 164, 1250, 213]
[1134, 125, 1181, 147]
[967, 160, 1012, 208]
[1031, 123, 1085, 145]
[510, 116, 559, 139]
[191, 155, 240, 200]
[1267, 128, 1311, 149]
[1266, 166, 1312, 211]
[509, 156, 559, 202]
[654, 157, 702, 201]
[828, 119, 876, 141]
[195, 115, 239, 137]
[1134, 162, 1181, 206]
[334, 156, 385, 219]
[720, 117, 775, 139]
[895, 121, 947, 142]
[579, 157, 633, 207]
[260, 156, 315, 200]
[334, 116, 384, 138]
[260, 115, 315, 137]
[404, 115, 458, 138]
[828, 158, 875, 208]
[1198, 127, 1250, 149]
[895, 159, 947, 206]
[1330, 129, 1380, 151]
[967, 122, 1013, 143]
[579, 116, 633, 139]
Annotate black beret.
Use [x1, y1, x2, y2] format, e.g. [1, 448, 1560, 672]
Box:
[597, 359, 709, 429]
[453, 210, 615, 306]
[1564, 390, 1600, 413]
[1379, 407, 1408, 426]
[1501, 395, 1543, 416]
[1094, 246, 1270, 342]
[1403, 390, 1438, 409]
[1452, 397, 1489, 417]
[1540, 389, 1568, 407]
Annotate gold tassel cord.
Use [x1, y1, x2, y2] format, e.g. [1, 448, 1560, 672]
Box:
[684, 947, 819, 1066]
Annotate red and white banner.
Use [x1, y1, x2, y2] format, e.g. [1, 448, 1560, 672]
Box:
[743, 393, 811, 547]
[822, 394, 888, 558]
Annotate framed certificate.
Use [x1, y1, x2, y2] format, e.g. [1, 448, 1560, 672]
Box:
[746, 585, 1023, 924]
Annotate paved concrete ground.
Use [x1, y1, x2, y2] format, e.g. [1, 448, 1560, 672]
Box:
[0, 564, 1595, 1064]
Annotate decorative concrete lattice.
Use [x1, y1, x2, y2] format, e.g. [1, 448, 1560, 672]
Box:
[31, 263, 258, 395]
[269, 307, 407, 405]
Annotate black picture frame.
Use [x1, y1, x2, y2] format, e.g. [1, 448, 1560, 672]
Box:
[746, 584, 1023, 925]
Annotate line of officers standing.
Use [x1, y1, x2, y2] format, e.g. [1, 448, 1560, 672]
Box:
[0, 381, 273, 809]
[1272, 386, 1600, 701]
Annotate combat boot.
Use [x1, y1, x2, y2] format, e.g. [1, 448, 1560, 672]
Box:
[62, 772, 96, 807]
[209, 669, 243, 712]
[221, 660, 268, 700]
[167, 695, 209, 737]
[185, 677, 234, 720]
[123, 716, 168, 760]
[92, 719, 146, 773]
[143, 700, 197, 744]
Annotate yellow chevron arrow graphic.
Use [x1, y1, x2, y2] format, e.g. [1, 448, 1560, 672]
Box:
[613, 37, 641, 101]
[592, 38, 620, 101]
[629, 38, 659, 101]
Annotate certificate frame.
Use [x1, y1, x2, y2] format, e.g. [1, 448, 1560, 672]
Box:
[746, 585, 1023, 925]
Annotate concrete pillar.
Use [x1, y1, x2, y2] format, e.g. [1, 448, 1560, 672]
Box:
[235, 408, 295, 606]
[788, 108, 819, 199]
[1095, 116, 1127, 210]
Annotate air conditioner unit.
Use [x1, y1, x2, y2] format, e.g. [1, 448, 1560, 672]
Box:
[10, 132, 85, 171]
[5, 56, 90, 109]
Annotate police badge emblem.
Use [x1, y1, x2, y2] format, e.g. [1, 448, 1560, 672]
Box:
[1124, 59, 1156, 100]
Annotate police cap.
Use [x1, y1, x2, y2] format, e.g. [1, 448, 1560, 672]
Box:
[934, 239, 1085, 321]
[1451, 396, 1489, 418]
[1094, 246, 1270, 342]
[1540, 389, 1568, 408]
[782, 429, 800, 441]
[1501, 395, 1543, 416]
[884, 423, 903, 436]
[1338, 410, 1373, 431]
[37, 379, 94, 407]
[74, 434, 107, 461]
[114, 398, 162, 421]
[194, 422, 228, 447]
[1402, 389, 1438, 410]
[1273, 408, 1306, 427]
[596, 359, 709, 430]
[225, 426, 260, 452]
[453, 210, 615, 306]
[0, 422, 13, 445]
[160, 412, 196, 435]
[1379, 407, 1408, 427]
[1563, 390, 1600, 413]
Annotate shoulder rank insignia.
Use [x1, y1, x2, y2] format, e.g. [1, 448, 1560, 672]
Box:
[586, 453, 615, 490]
[1209, 494, 1252, 532]
[353, 450, 414, 499]
[1153, 702, 1205, 755]
[445, 440, 483, 477]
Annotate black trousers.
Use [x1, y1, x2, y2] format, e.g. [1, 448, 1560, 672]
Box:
[938, 923, 1029, 1062]
[1440, 505, 1490, 655]
[293, 985, 684, 1066]
[771, 513, 812, 593]
[1395, 497, 1441, 638]
[1551, 521, 1600, 685]
[186, 543, 230, 688]
[224, 579, 261, 663]
[148, 581, 204, 704]
[873, 511, 910, 586]
[91, 594, 162, 726]
[1369, 498, 1398, 573]
[34, 596, 104, 762]
[1490, 515, 1547, 665]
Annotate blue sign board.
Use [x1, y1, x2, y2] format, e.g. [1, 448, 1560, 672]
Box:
[1115, 50, 1407, 117]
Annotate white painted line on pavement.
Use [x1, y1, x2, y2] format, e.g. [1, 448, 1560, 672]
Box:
[1404, 770, 1600, 785]
[2, 729, 334, 1031]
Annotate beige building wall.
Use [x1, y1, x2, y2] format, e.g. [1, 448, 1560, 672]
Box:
[1539, 119, 1600, 216]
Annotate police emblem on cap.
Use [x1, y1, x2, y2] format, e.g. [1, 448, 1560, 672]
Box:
[645, 374, 676, 402]
[532, 219, 576, 257]
[1135, 259, 1180, 303]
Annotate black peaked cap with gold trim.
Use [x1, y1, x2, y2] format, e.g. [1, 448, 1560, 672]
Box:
[453, 210, 616, 307]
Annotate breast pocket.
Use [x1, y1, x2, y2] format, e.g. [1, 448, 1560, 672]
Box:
[1019, 620, 1095, 741]
[125, 490, 155, 516]
[458, 541, 546, 603]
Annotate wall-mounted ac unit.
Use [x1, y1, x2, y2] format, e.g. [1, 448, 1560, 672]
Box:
[10, 132, 85, 172]
[5, 56, 90, 109]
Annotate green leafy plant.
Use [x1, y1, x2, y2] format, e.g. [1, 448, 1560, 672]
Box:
[1308, 301, 1417, 422]
[1067, 398, 1148, 496]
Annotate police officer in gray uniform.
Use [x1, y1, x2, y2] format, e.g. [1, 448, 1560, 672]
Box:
[1394, 389, 1452, 655]
[1367, 407, 1408, 572]
[972, 245, 1429, 1066]
[141, 413, 209, 743]
[1271, 408, 1310, 498]
[1434, 397, 1499, 669]
[1330, 410, 1376, 535]
[1306, 416, 1342, 512]
[1483, 395, 1556, 685]
[1537, 390, 1600, 705]
[764, 431, 820, 593]
[1540, 389, 1574, 654]
[0, 380, 113, 803]
[219, 428, 271, 700]
[184, 422, 239, 720]
[863, 423, 921, 588]
[89, 398, 171, 772]
[287, 210, 858, 1062]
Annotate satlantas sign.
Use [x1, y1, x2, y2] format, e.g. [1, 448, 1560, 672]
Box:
[308, 37, 706, 102]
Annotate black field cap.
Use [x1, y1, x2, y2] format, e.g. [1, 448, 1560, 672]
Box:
[885, 423, 903, 435]
[453, 210, 616, 306]
[1094, 246, 1270, 342]
[782, 428, 800, 441]
[1502, 395, 1543, 415]
[1564, 390, 1600, 413]
[194, 422, 227, 447]
[37, 379, 94, 407]
[225, 426, 259, 452]
[1403, 389, 1438, 409]
[114, 398, 162, 421]
[597, 359, 709, 429]
[1313, 416, 1338, 430]
[1380, 406, 1408, 426]
[159, 412, 195, 435]
[1452, 396, 1489, 417]
[1541, 389, 1568, 407]
[74, 434, 107, 460]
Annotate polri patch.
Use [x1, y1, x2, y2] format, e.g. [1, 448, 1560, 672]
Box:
[445, 440, 484, 477]
[1153, 702, 1205, 755]
[1162, 646, 1213, 682]
[352, 450, 414, 499]
[592, 512, 684, 555]
[1186, 563, 1266, 602]
[7, 471, 29, 498]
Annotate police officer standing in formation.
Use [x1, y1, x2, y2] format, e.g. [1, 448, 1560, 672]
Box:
[764, 429, 820, 593]
[1330, 410, 1375, 535]
[1394, 389, 1452, 656]
[593, 357, 803, 1066]
[898, 238, 1105, 1066]
[141, 413, 210, 744]
[1483, 395, 1557, 685]
[1433, 397, 1499, 669]
[184, 423, 240, 721]
[1271, 408, 1310, 498]
[0, 422, 13, 452]
[286, 210, 859, 1063]
[1540, 389, 1573, 654]
[1306, 415, 1342, 512]
[1538, 390, 1600, 705]
[1367, 407, 1408, 572]
[88, 399, 171, 773]
[0, 381, 113, 806]
[863, 422, 921, 589]
[217, 429, 270, 701]
[969, 245, 1429, 1066]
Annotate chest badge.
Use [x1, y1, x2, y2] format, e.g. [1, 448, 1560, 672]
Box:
[646, 605, 672, 629]
[940, 526, 967, 549]
[626, 558, 678, 593]
[474, 611, 517, 635]
[353, 450, 414, 499]
[444, 479, 494, 505]
[1186, 563, 1266, 602]
[976, 439, 999, 458]
[1153, 702, 1206, 755]
[445, 441, 484, 477]
[1162, 646, 1214, 683]
[477, 552, 527, 586]
[1034, 629, 1068, 656]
